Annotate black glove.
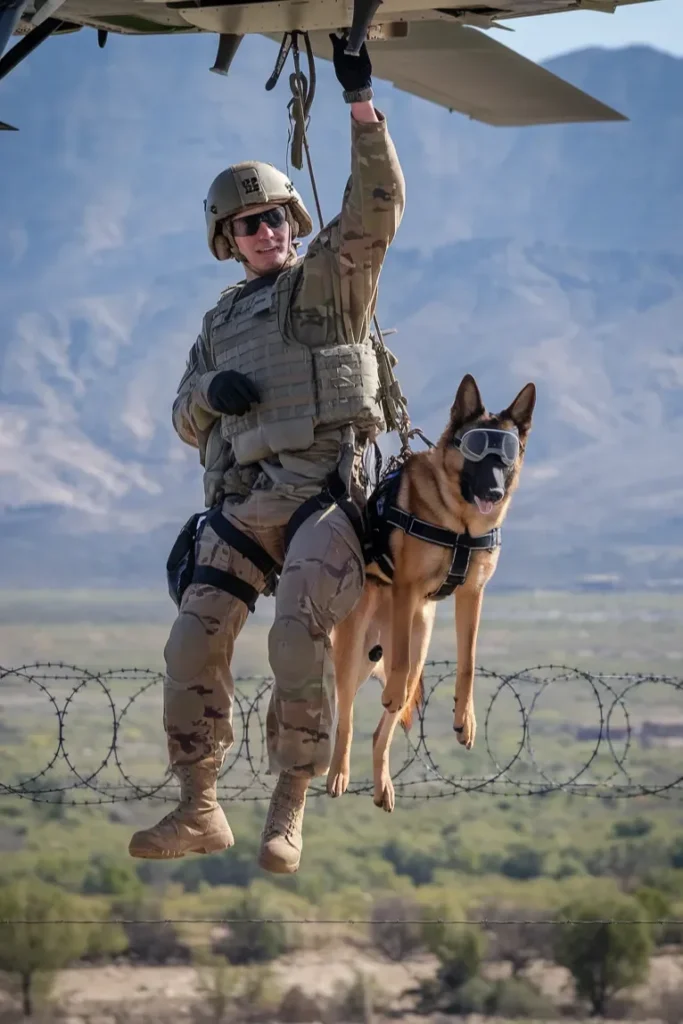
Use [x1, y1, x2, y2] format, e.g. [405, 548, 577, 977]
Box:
[329, 33, 373, 103]
[206, 370, 260, 417]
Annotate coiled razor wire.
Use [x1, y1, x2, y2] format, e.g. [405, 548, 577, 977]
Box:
[1, 660, 683, 805]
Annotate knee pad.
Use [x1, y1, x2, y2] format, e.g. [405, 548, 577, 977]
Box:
[268, 616, 318, 688]
[164, 611, 211, 683]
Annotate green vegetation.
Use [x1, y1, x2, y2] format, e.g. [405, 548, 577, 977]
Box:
[0, 880, 125, 1015]
[1, 587, 682, 674]
[211, 892, 297, 965]
[1, 589, 683, 1018]
[554, 895, 653, 1015]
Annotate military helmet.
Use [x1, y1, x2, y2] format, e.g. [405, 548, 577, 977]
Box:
[204, 161, 313, 261]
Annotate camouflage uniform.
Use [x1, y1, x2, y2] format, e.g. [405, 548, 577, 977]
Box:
[129, 110, 404, 872]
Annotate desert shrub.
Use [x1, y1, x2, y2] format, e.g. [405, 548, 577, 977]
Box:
[82, 853, 144, 897]
[553, 895, 652, 1016]
[481, 904, 554, 976]
[211, 892, 293, 965]
[329, 971, 378, 1023]
[370, 895, 424, 961]
[486, 976, 557, 1018]
[0, 881, 94, 1016]
[634, 884, 671, 944]
[612, 816, 653, 839]
[278, 984, 323, 1023]
[113, 897, 191, 964]
[500, 843, 545, 880]
[381, 838, 439, 885]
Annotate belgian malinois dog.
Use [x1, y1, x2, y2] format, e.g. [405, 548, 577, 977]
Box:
[328, 374, 536, 810]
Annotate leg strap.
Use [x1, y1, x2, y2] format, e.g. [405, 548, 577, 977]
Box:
[206, 506, 280, 586]
[284, 469, 367, 558]
[191, 565, 260, 613]
[191, 506, 281, 612]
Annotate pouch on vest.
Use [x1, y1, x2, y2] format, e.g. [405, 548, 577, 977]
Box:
[166, 511, 204, 608]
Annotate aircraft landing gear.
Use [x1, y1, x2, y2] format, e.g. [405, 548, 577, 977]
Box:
[345, 0, 383, 55]
[210, 32, 243, 76]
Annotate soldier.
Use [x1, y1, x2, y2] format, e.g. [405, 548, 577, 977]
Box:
[128, 33, 405, 874]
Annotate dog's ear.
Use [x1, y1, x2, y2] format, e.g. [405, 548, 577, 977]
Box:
[450, 374, 485, 429]
[504, 382, 536, 436]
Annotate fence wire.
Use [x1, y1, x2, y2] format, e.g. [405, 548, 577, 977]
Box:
[1, 660, 682, 928]
[1, 660, 682, 805]
[0, 916, 680, 927]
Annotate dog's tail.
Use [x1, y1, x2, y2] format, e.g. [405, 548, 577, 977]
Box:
[400, 671, 425, 732]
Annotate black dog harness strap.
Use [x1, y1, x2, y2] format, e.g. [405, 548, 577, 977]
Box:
[428, 526, 501, 600]
[368, 468, 501, 601]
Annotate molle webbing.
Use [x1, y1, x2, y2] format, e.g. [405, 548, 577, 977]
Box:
[209, 264, 384, 465]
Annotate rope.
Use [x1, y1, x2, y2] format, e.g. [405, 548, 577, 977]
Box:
[289, 33, 324, 225]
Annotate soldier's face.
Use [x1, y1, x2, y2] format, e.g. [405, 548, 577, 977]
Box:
[232, 203, 291, 274]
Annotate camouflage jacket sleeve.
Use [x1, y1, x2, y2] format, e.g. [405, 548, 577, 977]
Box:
[292, 110, 405, 344]
[171, 308, 222, 462]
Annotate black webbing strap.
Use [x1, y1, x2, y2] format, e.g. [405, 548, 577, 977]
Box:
[284, 469, 366, 556]
[386, 506, 459, 548]
[429, 527, 501, 600]
[367, 468, 400, 576]
[205, 506, 280, 580]
[386, 506, 500, 555]
[331, 483, 367, 555]
[191, 566, 260, 613]
[284, 492, 329, 554]
[189, 505, 281, 611]
[367, 466, 502, 600]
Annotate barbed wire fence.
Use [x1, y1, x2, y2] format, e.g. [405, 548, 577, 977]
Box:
[1, 660, 682, 927]
[1, 660, 683, 805]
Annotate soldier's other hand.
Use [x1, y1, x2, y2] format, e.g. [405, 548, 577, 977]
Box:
[329, 33, 372, 94]
[207, 370, 260, 417]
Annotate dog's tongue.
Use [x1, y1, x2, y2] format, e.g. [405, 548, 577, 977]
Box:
[474, 496, 494, 516]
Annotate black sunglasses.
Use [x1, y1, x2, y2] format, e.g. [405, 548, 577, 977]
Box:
[231, 206, 287, 237]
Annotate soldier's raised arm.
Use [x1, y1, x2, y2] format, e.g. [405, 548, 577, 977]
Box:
[294, 36, 405, 344]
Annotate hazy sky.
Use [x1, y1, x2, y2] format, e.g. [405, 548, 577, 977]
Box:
[503, 0, 681, 62]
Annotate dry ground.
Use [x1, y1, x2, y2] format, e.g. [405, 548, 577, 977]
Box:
[0, 945, 681, 1022]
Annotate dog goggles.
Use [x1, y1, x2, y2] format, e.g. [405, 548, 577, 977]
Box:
[231, 206, 287, 237]
[453, 428, 519, 466]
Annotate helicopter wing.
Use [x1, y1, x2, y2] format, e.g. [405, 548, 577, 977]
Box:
[302, 21, 627, 126]
[0, 0, 648, 129]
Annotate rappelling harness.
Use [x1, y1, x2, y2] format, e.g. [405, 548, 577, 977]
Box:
[167, 31, 501, 611]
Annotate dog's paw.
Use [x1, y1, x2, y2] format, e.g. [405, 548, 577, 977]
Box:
[326, 765, 350, 798]
[373, 774, 395, 813]
[454, 702, 476, 750]
[381, 678, 408, 714]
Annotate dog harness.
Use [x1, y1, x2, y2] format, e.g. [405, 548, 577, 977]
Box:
[366, 468, 502, 601]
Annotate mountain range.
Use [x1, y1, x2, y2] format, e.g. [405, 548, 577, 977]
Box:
[1, 32, 681, 589]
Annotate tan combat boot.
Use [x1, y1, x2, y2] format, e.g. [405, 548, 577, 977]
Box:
[258, 772, 309, 874]
[128, 757, 234, 859]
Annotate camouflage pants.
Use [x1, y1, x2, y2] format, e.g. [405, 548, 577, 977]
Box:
[162, 489, 365, 779]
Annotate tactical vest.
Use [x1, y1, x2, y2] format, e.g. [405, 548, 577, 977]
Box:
[210, 264, 385, 466]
